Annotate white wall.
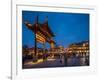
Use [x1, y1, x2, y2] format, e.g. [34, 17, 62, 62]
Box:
[0, 0, 100, 80]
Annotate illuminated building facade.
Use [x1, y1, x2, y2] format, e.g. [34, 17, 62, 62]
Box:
[67, 41, 89, 57]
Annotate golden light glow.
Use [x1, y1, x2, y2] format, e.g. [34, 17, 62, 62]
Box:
[36, 34, 46, 43]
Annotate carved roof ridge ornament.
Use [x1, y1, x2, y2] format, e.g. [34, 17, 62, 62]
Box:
[42, 16, 55, 37]
[24, 15, 56, 44]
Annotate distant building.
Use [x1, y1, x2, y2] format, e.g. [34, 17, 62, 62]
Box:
[67, 41, 89, 57]
[22, 47, 44, 56]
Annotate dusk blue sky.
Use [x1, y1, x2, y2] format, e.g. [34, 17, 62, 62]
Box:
[22, 11, 89, 48]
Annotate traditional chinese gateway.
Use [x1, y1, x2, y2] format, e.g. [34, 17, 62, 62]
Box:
[24, 16, 55, 62]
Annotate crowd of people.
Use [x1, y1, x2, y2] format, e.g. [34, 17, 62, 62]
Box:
[58, 53, 89, 66]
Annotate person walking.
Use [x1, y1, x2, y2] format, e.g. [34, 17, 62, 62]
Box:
[71, 53, 80, 66]
[64, 53, 68, 66]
